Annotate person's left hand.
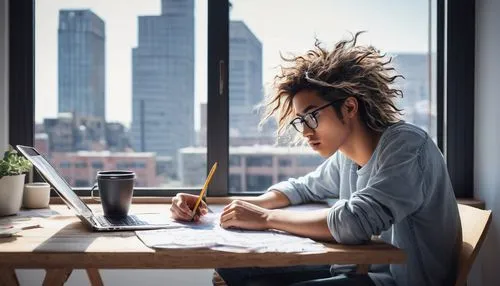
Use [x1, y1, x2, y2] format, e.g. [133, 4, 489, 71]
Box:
[219, 200, 271, 230]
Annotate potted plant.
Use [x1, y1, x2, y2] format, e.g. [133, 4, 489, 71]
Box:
[0, 145, 32, 216]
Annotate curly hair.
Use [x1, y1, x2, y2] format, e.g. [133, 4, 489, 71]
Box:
[262, 31, 404, 140]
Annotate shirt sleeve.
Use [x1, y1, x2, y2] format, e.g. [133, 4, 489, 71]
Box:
[327, 131, 427, 244]
[266, 152, 341, 205]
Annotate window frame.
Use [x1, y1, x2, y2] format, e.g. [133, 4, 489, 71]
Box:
[443, 0, 475, 198]
[8, 0, 474, 198]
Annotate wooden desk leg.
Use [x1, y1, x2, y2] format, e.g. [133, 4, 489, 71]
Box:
[43, 268, 72, 286]
[0, 268, 19, 286]
[355, 264, 370, 274]
[86, 268, 104, 286]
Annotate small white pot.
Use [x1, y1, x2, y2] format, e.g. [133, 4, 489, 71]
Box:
[0, 174, 26, 216]
[23, 182, 51, 209]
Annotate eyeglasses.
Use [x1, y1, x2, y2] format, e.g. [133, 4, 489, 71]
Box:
[289, 100, 343, 133]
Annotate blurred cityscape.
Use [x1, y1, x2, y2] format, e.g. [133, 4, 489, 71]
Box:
[35, 0, 435, 192]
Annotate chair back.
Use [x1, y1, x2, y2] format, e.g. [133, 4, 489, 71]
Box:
[455, 203, 492, 286]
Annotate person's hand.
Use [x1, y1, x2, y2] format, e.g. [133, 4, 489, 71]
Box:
[220, 200, 271, 230]
[170, 193, 208, 222]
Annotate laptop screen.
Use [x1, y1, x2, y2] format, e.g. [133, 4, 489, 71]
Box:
[17, 146, 93, 216]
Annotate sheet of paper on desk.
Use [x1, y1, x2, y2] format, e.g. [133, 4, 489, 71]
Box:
[0, 217, 41, 238]
[16, 208, 60, 218]
[135, 214, 326, 253]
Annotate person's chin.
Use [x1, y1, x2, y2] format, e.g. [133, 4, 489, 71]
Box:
[315, 147, 330, 158]
[310, 143, 335, 158]
[315, 146, 337, 158]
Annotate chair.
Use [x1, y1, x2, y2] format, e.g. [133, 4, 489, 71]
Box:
[455, 203, 492, 286]
[212, 271, 227, 286]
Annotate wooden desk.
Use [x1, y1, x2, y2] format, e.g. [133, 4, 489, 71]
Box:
[0, 204, 406, 286]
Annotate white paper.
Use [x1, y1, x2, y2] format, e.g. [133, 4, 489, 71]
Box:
[16, 208, 60, 218]
[0, 216, 41, 237]
[135, 213, 326, 253]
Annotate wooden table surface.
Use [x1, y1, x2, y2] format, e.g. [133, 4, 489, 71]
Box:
[0, 203, 406, 285]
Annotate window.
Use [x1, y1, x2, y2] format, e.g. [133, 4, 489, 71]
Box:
[75, 162, 88, 168]
[278, 174, 289, 182]
[278, 158, 291, 167]
[246, 175, 272, 193]
[229, 174, 242, 192]
[228, 0, 438, 194]
[229, 155, 241, 167]
[296, 155, 325, 168]
[34, 0, 207, 190]
[60, 162, 71, 169]
[91, 162, 103, 169]
[12, 1, 475, 198]
[74, 179, 88, 187]
[246, 155, 272, 167]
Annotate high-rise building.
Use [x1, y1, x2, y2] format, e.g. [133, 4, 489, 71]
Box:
[229, 21, 264, 137]
[105, 122, 131, 152]
[392, 53, 433, 132]
[58, 10, 105, 126]
[393, 53, 429, 109]
[131, 0, 195, 159]
[43, 113, 107, 154]
[43, 114, 75, 153]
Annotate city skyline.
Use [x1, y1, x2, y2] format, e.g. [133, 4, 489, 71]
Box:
[35, 0, 430, 128]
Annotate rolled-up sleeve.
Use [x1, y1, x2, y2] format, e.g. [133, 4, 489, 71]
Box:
[266, 153, 341, 205]
[327, 133, 426, 244]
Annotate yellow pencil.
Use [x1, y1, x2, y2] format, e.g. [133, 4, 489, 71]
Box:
[191, 162, 218, 220]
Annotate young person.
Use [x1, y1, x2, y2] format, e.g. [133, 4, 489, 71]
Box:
[170, 32, 461, 286]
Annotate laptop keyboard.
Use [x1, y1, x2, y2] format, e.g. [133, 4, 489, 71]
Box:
[96, 215, 147, 227]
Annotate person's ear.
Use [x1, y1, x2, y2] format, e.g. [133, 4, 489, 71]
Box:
[343, 97, 358, 119]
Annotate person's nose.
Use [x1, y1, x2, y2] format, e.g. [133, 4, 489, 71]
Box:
[301, 123, 314, 137]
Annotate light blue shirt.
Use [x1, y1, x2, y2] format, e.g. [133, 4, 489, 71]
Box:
[268, 122, 461, 286]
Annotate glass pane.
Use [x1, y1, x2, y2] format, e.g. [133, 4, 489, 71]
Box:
[430, 0, 438, 144]
[228, 0, 436, 194]
[35, 0, 207, 189]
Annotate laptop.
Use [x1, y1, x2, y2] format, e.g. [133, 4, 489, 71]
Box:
[17, 145, 182, 231]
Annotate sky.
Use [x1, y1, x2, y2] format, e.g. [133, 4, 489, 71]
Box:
[35, 0, 430, 128]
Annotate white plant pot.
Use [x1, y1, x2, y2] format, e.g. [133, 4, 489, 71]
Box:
[0, 174, 26, 216]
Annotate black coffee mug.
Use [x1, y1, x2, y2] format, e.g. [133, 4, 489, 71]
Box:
[90, 170, 135, 218]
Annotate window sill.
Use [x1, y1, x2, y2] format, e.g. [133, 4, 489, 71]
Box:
[49, 197, 485, 209]
[49, 196, 251, 205]
[457, 198, 485, 209]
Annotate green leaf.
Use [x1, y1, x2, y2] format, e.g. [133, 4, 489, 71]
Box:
[0, 146, 32, 179]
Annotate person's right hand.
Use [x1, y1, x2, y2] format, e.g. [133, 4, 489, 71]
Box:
[170, 193, 208, 222]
